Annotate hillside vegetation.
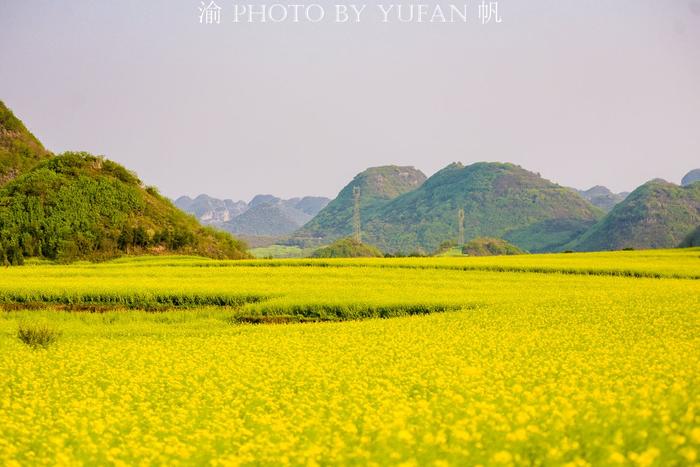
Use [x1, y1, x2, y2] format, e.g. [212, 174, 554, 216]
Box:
[310, 238, 384, 258]
[0, 101, 52, 186]
[462, 237, 527, 256]
[680, 226, 700, 247]
[359, 162, 602, 253]
[569, 179, 700, 251]
[0, 152, 249, 264]
[0, 102, 250, 264]
[294, 166, 427, 244]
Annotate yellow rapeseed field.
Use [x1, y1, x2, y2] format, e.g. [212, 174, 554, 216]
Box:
[0, 249, 698, 465]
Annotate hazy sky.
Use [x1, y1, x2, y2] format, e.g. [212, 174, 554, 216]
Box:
[1, 0, 699, 200]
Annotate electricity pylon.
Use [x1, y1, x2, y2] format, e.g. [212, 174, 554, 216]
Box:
[458, 208, 465, 245]
[353, 186, 361, 242]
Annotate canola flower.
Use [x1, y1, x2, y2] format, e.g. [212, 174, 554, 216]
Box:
[0, 249, 698, 465]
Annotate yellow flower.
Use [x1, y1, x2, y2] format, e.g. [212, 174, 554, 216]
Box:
[691, 427, 700, 445]
[492, 451, 513, 464]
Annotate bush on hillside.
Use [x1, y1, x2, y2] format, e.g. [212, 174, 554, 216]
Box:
[462, 237, 527, 257]
[311, 238, 384, 258]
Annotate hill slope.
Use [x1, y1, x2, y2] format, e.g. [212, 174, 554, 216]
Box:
[0, 102, 249, 263]
[0, 152, 249, 263]
[0, 100, 52, 186]
[680, 226, 700, 247]
[294, 166, 427, 243]
[358, 162, 602, 253]
[569, 179, 700, 251]
[682, 169, 700, 187]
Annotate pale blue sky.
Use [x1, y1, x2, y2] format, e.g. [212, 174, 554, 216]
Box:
[1, 0, 699, 200]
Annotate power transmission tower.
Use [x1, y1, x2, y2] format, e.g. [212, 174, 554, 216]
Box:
[458, 208, 465, 245]
[352, 186, 361, 242]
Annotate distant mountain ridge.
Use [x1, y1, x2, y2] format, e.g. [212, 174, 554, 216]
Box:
[297, 162, 603, 253]
[291, 163, 700, 254]
[175, 194, 330, 237]
[576, 186, 629, 212]
[568, 179, 700, 251]
[175, 194, 248, 224]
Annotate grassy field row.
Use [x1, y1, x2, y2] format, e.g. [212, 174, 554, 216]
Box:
[1, 249, 698, 321]
[25, 247, 698, 279]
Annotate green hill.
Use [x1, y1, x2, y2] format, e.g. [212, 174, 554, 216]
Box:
[0, 100, 52, 186]
[310, 238, 384, 258]
[357, 162, 602, 253]
[681, 169, 700, 187]
[569, 179, 700, 251]
[0, 153, 249, 264]
[462, 237, 527, 256]
[0, 102, 249, 264]
[294, 165, 426, 244]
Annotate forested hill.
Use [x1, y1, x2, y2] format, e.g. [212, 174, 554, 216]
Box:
[568, 179, 700, 251]
[0, 102, 249, 264]
[293, 165, 427, 243]
[0, 100, 52, 186]
[302, 162, 602, 254]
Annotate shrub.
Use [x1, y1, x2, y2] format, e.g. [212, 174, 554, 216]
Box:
[462, 237, 527, 256]
[311, 238, 383, 258]
[17, 322, 61, 349]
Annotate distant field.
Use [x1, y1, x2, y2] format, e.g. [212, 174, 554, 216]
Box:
[1, 249, 699, 464]
[249, 244, 313, 258]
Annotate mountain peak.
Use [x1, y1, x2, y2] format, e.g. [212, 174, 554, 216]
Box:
[249, 194, 281, 207]
[582, 185, 613, 196]
[681, 169, 700, 187]
[351, 165, 427, 200]
[0, 100, 52, 186]
[293, 165, 426, 242]
[577, 185, 628, 212]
